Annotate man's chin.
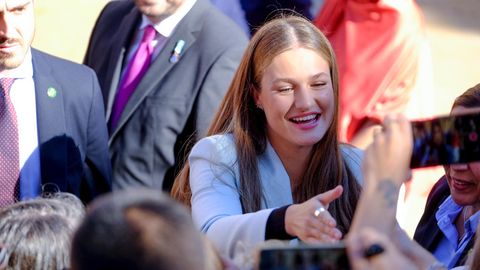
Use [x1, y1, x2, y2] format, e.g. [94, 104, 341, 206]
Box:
[0, 54, 25, 71]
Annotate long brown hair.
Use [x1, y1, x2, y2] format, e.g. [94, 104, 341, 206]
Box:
[171, 15, 362, 234]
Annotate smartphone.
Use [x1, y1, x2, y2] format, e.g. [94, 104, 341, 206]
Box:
[410, 111, 480, 168]
[258, 242, 350, 270]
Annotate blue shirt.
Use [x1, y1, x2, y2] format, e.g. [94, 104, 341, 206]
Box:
[434, 196, 480, 268]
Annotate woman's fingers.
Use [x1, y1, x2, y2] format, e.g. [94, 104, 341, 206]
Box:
[307, 210, 342, 241]
[314, 185, 343, 207]
[285, 186, 345, 243]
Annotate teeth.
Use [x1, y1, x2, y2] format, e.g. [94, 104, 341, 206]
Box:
[292, 114, 316, 122]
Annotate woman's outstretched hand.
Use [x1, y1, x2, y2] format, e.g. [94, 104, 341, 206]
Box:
[285, 185, 343, 243]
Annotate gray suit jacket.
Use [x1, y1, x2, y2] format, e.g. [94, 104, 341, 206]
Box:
[190, 134, 363, 258]
[84, 0, 248, 190]
[32, 49, 111, 203]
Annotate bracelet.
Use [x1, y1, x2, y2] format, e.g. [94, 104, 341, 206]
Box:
[426, 262, 447, 270]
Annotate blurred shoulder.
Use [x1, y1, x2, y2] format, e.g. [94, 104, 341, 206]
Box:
[191, 134, 237, 161]
[340, 144, 364, 164]
[100, 0, 135, 16]
[193, 0, 248, 46]
[340, 144, 364, 183]
[93, 0, 136, 29]
[192, 133, 235, 151]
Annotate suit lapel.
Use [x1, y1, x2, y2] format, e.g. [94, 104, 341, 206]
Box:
[109, 0, 206, 140]
[423, 222, 442, 250]
[105, 9, 140, 121]
[32, 49, 68, 189]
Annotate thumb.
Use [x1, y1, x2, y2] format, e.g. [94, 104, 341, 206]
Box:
[316, 185, 343, 207]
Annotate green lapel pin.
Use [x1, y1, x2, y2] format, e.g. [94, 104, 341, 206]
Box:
[47, 87, 57, 98]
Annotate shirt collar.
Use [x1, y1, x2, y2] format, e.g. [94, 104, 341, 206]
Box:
[436, 195, 480, 234]
[0, 48, 33, 79]
[140, 0, 196, 38]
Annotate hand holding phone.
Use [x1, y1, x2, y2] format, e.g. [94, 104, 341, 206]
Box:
[410, 111, 480, 168]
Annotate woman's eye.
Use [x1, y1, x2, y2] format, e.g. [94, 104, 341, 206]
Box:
[278, 87, 293, 93]
[311, 82, 327, 88]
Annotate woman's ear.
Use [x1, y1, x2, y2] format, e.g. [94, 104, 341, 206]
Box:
[250, 85, 263, 110]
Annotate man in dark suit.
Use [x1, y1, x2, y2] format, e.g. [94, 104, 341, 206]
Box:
[84, 0, 248, 191]
[0, 0, 111, 206]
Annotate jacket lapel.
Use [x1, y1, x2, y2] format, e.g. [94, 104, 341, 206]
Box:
[109, 0, 205, 140]
[423, 222, 442, 250]
[32, 49, 68, 189]
[104, 9, 140, 121]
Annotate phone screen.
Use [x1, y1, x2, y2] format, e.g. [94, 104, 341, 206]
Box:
[258, 242, 350, 270]
[410, 111, 480, 168]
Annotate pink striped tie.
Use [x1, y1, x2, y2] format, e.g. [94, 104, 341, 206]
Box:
[109, 25, 157, 130]
[0, 78, 20, 207]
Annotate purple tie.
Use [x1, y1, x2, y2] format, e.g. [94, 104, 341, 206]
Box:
[0, 78, 20, 207]
[109, 25, 157, 130]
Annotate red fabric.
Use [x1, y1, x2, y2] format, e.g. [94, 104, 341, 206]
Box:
[315, 0, 426, 142]
[0, 78, 20, 206]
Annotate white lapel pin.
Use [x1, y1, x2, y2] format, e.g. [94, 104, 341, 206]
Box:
[169, 39, 185, 63]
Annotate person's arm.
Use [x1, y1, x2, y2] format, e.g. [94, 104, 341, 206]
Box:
[190, 136, 343, 259]
[349, 115, 412, 235]
[190, 135, 274, 258]
[346, 114, 443, 270]
[266, 187, 343, 243]
[348, 228, 422, 270]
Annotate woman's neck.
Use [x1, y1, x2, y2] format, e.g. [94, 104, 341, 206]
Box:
[463, 204, 480, 221]
[455, 204, 480, 241]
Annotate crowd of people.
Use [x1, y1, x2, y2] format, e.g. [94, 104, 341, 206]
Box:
[0, 0, 478, 269]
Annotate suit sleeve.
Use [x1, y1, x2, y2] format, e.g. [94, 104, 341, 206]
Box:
[193, 44, 245, 136]
[83, 1, 116, 65]
[190, 136, 273, 259]
[81, 70, 112, 202]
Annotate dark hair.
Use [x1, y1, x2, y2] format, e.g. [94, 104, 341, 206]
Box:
[0, 193, 84, 270]
[172, 15, 361, 234]
[452, 83, 480, 109]
[71, 189, 216, 270]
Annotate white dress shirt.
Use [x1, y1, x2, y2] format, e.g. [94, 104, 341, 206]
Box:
[1, 48, 41, 199]
[123, 0, 197, 67]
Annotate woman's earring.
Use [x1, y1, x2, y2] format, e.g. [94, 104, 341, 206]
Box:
[256, 104, 263, 110]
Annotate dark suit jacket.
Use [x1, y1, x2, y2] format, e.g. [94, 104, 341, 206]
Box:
[84, 0, 248, 190]
[413, 175, 474, 267]
[32, 49, 111, 203]
[240, 0, 312, 34]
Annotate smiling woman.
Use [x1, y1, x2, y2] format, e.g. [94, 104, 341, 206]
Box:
[256, 47, 334, 159]
[171, 15, 363, 264]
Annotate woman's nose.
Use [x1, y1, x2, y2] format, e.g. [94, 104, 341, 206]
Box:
[294, 87, 313, 110]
